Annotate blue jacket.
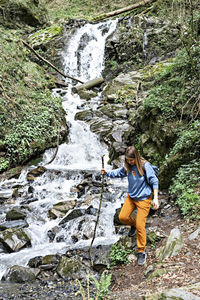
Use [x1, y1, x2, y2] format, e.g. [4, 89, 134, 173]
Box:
[106, 162, 158, 201]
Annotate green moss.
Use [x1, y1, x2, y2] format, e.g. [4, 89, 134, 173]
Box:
[28, 24, 64, 47]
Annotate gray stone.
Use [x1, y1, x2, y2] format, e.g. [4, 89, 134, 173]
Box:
[0, 220, 28, 231]
[2, 265, 40, 283]
[56, 256, 89, 280]
[161, 287, 200, 300]
[0, 228, 31, 252]
[189, 227, 200, 240]
[156, 227, 183, 261]
[49, 199, 76, 219]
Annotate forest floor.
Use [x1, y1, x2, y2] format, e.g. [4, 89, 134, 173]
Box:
[109, 204, 200, 299]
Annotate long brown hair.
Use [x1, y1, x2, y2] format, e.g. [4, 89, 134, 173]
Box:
[124, 146, 146, 176]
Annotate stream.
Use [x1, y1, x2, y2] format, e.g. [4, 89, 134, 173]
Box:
[0, 19, 129, 280]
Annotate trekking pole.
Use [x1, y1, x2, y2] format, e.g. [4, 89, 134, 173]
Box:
[89, 155, 105, 266]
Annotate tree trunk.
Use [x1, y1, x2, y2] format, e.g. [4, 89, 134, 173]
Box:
[95, 0, 157, 20]
[72, 77, 104, 93]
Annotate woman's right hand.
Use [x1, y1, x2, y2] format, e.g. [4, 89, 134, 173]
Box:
[101, 169, 107, 175]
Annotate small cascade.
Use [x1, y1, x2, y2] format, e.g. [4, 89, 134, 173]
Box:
[143, 28, 148, 60]
[0, 19, 127, 279]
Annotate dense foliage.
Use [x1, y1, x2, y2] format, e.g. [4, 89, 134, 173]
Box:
[0, 28, 67, 171]
[169, 160, 200, 220]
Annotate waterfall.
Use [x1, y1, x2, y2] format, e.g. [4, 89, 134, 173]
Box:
[0, 19, 125, 279]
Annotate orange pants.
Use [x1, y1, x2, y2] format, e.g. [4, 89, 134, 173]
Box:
[119, 194, 152, 252]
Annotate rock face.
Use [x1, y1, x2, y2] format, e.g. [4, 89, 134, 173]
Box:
[0, 0, 48, 28]
[103, 16, 181, 79]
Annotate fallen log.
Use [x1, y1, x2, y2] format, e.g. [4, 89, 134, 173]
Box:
[72, 77, 104, 93]
[94, 0, 157, 21]
[21, 40, 84, 84]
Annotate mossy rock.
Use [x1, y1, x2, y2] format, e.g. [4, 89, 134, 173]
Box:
[156, 228, 183, 261]
[56, 257, 82, 279]
[27, 24, 64, 48]
[0, 0, 49, 28]
[0, 228, 31, 252]
[6, 208, 26, 221]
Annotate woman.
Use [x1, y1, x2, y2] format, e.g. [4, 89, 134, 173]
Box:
[101, 146, 159, 265]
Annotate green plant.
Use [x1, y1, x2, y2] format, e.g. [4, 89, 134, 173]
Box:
[75, 270, 112, 300]
[169, 159, 200, 220]
[109, 244, 132, 266]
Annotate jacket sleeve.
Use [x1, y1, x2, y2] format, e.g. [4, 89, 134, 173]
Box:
[106, 166, 127, 178]
[144, 163, 159, 190]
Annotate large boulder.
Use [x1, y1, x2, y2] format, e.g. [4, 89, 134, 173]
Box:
[0, 0, 48, 28]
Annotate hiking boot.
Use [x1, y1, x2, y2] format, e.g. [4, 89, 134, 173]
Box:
[128, 225, 136, 237]
[137, 252, 146, 265]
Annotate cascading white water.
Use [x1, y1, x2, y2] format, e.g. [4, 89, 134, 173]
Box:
[0, 19, 127, 279]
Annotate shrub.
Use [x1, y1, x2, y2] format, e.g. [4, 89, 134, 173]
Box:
[169, 159, 200, 220]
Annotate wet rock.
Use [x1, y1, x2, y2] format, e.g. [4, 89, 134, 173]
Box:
[28, 256, 43, 268]
[85, 205, 98, 215]
[113, 207, 123, 225]
[75, 109, 94, 122]
[100, 103, 128, 119]
[27, 166, 47, 181]
[0, 228, 31, 252]
[80, 218, 96, 240]
[92, 245, 113, 271]
[2, 265, 40, 283]
[47, 226, 61, 242]
[48, 208, 65, 219]
[0, 220, 28, 231]
[42, 254, 60, 266]
[0, 189, 13, 200]
[59, 208, 86, 225]
[49, 199, 76, 219]
[20, 197, 38, 205]
[77, 89, 97, 100]
[6, 208, 26, 221]
[89, 117, 113, 138]
[156, 227, 183, 261]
